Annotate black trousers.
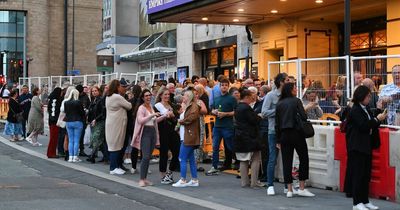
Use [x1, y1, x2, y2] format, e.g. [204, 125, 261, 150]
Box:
[158, 122, 180, 172]
[348, 151, 372, 205]
[280, 129, 309, 184]
[118, 134, 130, 168]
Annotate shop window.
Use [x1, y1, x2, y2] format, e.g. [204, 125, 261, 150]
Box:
[208, 49, 218, 66]
[222, 47, 234, 65]
[373, 30, 386, 47]
[350, 33, 370, 50]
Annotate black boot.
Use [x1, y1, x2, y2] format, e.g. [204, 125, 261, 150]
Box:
[86, 155, 95, 164]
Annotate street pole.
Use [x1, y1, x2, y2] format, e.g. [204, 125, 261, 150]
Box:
[344, 0, 351, 56]
[23, 12, 27, 78]
[64, 0, 68, 76]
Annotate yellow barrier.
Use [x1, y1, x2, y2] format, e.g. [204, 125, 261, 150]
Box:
[0, 99, 9, 120]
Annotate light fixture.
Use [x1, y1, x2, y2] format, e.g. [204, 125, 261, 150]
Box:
[238, 8, 244, 12]
[271, 9, 278, 14]
[202, 17, 208, 21]
[280, 0, 287, 1]
[315, 0, 323, 3]
[233, 18, 239, 22]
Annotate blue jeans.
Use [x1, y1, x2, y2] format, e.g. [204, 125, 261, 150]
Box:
[212, 127, 234, 169]
[66, 121, 83, 157]
[267, 133, 277, 186]
[179, 143, 197, 179]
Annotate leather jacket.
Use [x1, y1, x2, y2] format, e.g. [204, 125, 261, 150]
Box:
[275, 97, 307, 142]
[64, 99, 85, 122]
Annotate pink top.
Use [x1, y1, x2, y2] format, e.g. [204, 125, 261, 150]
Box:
[131, 104, 166, 149]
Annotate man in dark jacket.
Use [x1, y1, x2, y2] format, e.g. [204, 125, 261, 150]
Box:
[76, 84, 90, 156]
[18, 85, 33, 139]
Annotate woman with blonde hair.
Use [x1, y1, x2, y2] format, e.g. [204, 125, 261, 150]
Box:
[172, 90, 201, 187]
[63, 89, 85, 163]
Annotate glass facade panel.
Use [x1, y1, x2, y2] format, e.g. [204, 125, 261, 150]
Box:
[0, 23, 17, 37]
[0, 11, 25, 81]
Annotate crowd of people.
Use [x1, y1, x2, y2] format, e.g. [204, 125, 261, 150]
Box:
[1, 65, 399, 209]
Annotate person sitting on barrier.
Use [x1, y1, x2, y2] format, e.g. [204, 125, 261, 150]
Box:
[275, 82, 315, 198]
[378, 65, 400, 126]
[345, 85, 387, 210]
[318, 88, 340, 114]
[302, 87, 323, 120]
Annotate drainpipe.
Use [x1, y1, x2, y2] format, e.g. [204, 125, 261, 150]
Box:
[64, 0, 68, 76]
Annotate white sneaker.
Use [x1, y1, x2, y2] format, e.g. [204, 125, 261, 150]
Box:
[353, 203, 369, 210]
[124, 159, 132, 164]
[73, 157, 82, 163]
[26, 137, 32, 143]
[267, 186, 275, 196]
[130, 168, 136, 174]
[68, 157, 73, 163]
[186, 179, 199, 187]
[283, 187, 288, 194]
[172, 179, 188, 188]
[364, 203, 379, 210]
[148, 170, 152, 174]
[116, 168, 126, 174]
[297, 189, 315, 197]
[150, 158, 159, 163]
[286, 191, 293, 198]
[207, 167, 219, 173]
[110, 168, 125, 175]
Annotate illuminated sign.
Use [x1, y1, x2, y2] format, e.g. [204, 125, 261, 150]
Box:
[147, 0, 193, 14]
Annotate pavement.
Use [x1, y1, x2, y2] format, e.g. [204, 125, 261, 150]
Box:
[0, 131, 399, 210]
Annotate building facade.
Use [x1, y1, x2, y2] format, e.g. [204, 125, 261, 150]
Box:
[0, 0, 102, 83]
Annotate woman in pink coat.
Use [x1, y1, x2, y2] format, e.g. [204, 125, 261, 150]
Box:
[131, 89, 168, 187]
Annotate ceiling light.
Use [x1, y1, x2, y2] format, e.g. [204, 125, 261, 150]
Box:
[202, 17, 208, 21]
[315, 0, 323, 3]
[233, 19, 239, 22]
[238, 8, 244, 12]
[280, 0, 287, 1]
[271, 9, 278, 14]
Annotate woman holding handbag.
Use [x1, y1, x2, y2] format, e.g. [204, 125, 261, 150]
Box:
[275, 82, 315, 198]
[3, 89, 23, 142]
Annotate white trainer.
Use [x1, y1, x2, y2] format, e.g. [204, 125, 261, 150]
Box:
[172, 179, 187, 188]
[116, 168, 126, 174]
[68, 156, 73, 163]
[297, 189, 315, 197]
[110, 168, 125, 175]
[267, 186, 275, 196]
[130, 168, 136, 174]
[353, 203, 369, 210]
[73, 157, 82, 163]
[364, 203, 379, 210]
[186, 180, 199, 187]
[286, 191, 293, 198]
[124, 159, 132, 164]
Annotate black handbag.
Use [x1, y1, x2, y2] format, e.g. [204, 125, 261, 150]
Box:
[10, 108, 24, 123]
[295, 113, 315, 138]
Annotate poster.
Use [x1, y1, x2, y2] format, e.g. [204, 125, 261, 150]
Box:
[177, 66, 188, 84]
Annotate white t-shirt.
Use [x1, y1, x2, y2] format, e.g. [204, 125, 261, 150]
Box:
[179, 112, 185, 141]
[2, 88, 10, 97]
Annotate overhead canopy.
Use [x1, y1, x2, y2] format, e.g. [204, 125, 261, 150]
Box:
[148, 0, 386, 25]
[120, 47, 176, 62]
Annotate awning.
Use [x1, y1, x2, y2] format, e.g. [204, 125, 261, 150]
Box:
[120, 47, 176, 62]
